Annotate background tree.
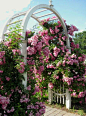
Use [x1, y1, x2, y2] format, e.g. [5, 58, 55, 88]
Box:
[74, 31, 86, 54]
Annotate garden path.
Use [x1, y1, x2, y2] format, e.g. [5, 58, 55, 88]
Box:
[44, 105, 80, 116]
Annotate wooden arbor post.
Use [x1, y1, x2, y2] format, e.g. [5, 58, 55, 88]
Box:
[1, 2, 71, 107]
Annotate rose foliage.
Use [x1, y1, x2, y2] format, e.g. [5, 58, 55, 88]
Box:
[0, 16, 86, 116]
[26, 16, 86, 104]
[0, 24, 45, 116]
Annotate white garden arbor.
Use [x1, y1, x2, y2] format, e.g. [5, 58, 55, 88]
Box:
[1, 0, 71, 109]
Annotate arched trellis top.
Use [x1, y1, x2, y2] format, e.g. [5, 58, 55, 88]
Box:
[1, 3, 71, 88]
[22, 4, 67, 37]
[2, 4, 70, 49]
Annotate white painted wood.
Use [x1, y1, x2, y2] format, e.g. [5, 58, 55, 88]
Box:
[48, 85, 71, 109]
[1, 18, 12, 41]
[4, 31, 11, 35]
[60, 84, 61, 103]
[63, 84, 65, 104]
[12, 11, 27, 19]
[31, 14, 41, 22]
[1, 11, 27, 41]
[21, 4, 70, 44]
[49, 0, 53, 7]
[1, 3, 71, 90]
[66, 89, 71, 109]
[37, 12, 53, 18]
[20, 40, 27, 88]
[48, 84, 53, 104]
[53, 92, 66, 96]
[8, 19, 23, 25]
[2, 3, 70, 52]
[33, 9, 48, 14]
[22, 72, 27, 88]
[63, 95, 65, 104]
[57, 95, 59, 103]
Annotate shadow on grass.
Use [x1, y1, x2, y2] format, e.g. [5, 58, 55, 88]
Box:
[71, 97, 86, 116]
[71, 103, 86, 116]
[44, 101, 86, 116]
[43, 95, 86, 116]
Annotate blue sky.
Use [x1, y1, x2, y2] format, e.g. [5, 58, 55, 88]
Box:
[0, 0, 86, 38]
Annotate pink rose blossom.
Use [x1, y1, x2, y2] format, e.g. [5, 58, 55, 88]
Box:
[48, 82, 54, 89]
[26, 30, 31, 37]
[72, 92, 76, 96]
[0, 70, 3, 73]
[43, 47, 50, 57]
[56, 76, 59, 79]
[49, 27, 54, 34]
[46, 17, 50, 21]
[78, 92, 85, 98]
[54, 26, 59, 33]
[79, 101, 82, 104]
[5, 76, 10, 81]
[27, 85, 31, 91]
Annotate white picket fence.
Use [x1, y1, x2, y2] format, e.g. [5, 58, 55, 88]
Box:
[48, 83, 71, 109]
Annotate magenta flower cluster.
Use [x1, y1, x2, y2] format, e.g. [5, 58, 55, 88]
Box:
[0, 51, 5, 66]
[27, 16, 86, 104]
[0, 15, 86, 115]
[0, 28, 46, 115]
[0, 95, 10, 110]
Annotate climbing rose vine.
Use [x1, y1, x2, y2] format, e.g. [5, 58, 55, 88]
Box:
[0, 15, 86, 116]
[26, 16, 86, 104]
[0, 24, 45, 116]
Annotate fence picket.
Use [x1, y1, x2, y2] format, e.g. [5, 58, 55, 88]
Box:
[48, 83, 71, 109]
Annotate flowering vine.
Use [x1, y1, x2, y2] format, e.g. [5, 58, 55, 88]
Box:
[0, 24, 45, 116]
[26, 16, 86, 104]
[0, 15, 86, 116]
